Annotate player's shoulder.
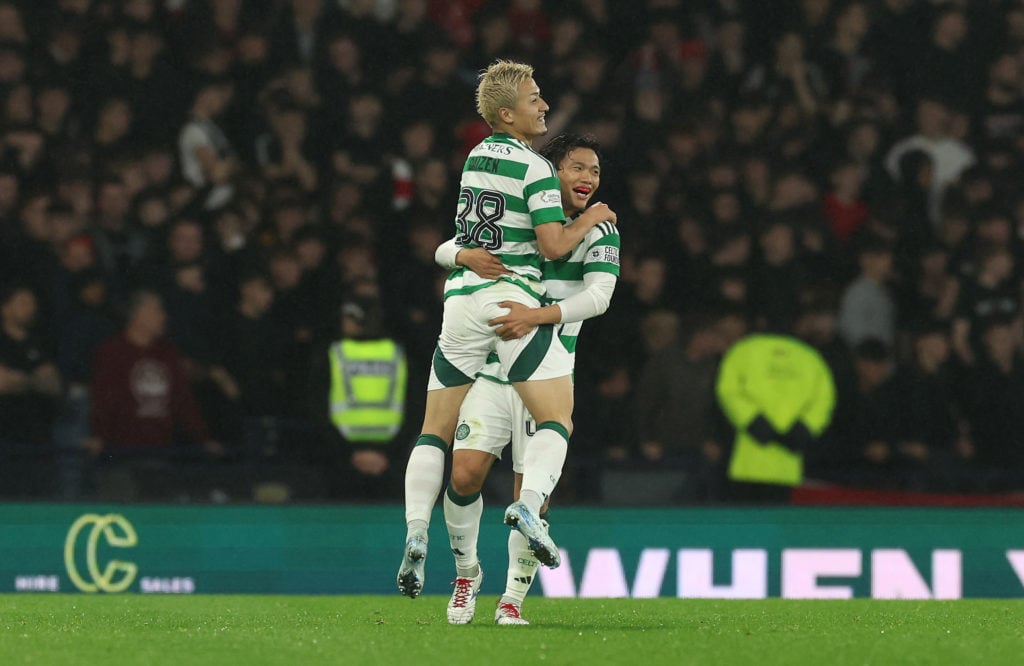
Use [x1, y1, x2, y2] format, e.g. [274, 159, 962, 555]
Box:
[470, 136, 555, 178]
[586, 220, 620, 241]
[523, 147, 557, 178]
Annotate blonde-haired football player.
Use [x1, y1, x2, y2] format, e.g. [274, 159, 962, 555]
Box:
[397, 61, 616, 598]
[438, 133, 619, 625]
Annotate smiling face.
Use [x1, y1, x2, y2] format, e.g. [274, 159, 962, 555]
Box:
[556, 147, 600, 215]
[500, 77, 549, 142]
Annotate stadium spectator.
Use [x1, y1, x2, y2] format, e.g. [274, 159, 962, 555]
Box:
[750, 219, 806, 332]
[52, 268, 117, 499]
[715, 331, 836, 503]
[217, 271, 290, 442]
[951, 243, 1018, 365]
[255, 101, 319, 193]
[0, 284, 61, 498]
[634, 313, 728, 501]
[820, 337, 905, 489]
[895, 320, 971, 491]
[88, 290, 221, 455]
[975, 51, 1024, 143]
[178, 75, 238, 213]
[0, 284, 61, 446]
[312, 297, 406, 500]
[90, 175, 147, 299]
[838, 237, 896, 349]
[885, 97, 975, 225]
[959, 316, 1024, 490]
[3, 0, 1024, 502]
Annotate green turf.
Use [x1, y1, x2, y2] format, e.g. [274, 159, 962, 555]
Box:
[0, 595, 1021, 665]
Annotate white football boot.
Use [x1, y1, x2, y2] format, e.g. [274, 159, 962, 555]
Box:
[503, 501, 560, 568]
[495, 602, 530, 625]
[396, 528, 428, 598]
[446, 567, 484, 625]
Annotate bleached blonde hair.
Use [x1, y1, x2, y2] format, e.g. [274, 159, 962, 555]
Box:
[475, 60, 534, 127]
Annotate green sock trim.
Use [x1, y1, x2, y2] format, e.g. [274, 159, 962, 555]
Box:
[445, 485, 481, 506]
[415, 434, 448, 451]
[537, 421, 569, 442]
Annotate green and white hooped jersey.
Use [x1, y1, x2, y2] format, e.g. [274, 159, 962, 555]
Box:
[476, 219, 620, 385]
[443, 133, 566, 302]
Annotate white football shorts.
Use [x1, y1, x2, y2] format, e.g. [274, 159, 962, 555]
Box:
[451, 377, 535, 474]
[427, 281, 572, 390]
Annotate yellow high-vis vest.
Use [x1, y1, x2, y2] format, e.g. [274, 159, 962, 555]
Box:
[328, 339, 407, 443]
[715, 334, 836, 486]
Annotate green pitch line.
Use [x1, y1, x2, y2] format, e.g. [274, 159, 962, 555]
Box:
[0, 595, 1021, 666]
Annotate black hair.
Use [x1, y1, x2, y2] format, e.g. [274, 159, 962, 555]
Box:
[539, 133, 602, 170]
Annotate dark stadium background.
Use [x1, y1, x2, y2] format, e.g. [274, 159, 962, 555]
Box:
[3, 1, 1024, 597]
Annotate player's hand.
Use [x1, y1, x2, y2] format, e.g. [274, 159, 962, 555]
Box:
[578, 202, 616, 227]
[489, 301, 541, 340]
[458, 247, 510, 280]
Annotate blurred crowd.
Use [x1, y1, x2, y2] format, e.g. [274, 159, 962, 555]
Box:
[2, 0, 1024, 503]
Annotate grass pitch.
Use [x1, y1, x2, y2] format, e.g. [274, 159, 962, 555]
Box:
[0, 595, 1020, 666]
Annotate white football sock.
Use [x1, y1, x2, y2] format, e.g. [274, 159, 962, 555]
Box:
[502, 528, 539, 605]
[444, 486, 482, 578]
[519, 425, 567, 513]
[404, 437, 447, 534]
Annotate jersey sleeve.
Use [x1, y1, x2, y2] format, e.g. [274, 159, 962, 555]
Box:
[582, 222, 621, 277]
[522, 157, 565, 227]
[556, 271, 617, 324]
[434, 237, 461, 270]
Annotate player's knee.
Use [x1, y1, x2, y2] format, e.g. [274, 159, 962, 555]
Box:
[450, 465, 485, 496]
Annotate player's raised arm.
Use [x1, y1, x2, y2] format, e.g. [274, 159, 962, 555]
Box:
[534, 202, 616, 259]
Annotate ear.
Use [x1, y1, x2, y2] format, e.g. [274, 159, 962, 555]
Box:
[497, 106, 515, 125]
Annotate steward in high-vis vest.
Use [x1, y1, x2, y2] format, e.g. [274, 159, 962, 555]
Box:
[312, 299, 408, 500]
[328, 303, 407, 445]
[715, 333, 836, 496]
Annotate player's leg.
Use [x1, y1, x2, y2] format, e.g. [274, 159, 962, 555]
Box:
[510, 375, 573, 513]
[504, 374, 573, 569]
[399, 294, 490, 598]
[446, 449, 494, 582]
[498, 406, 548, 625]
[445, 379, 513, 623]
[490, 303, 574, 568]
[398, 385, 472, 598]
[498, 473, 553, 625]
[444, 449, 493, 624]
[404, 383, 473, 533]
